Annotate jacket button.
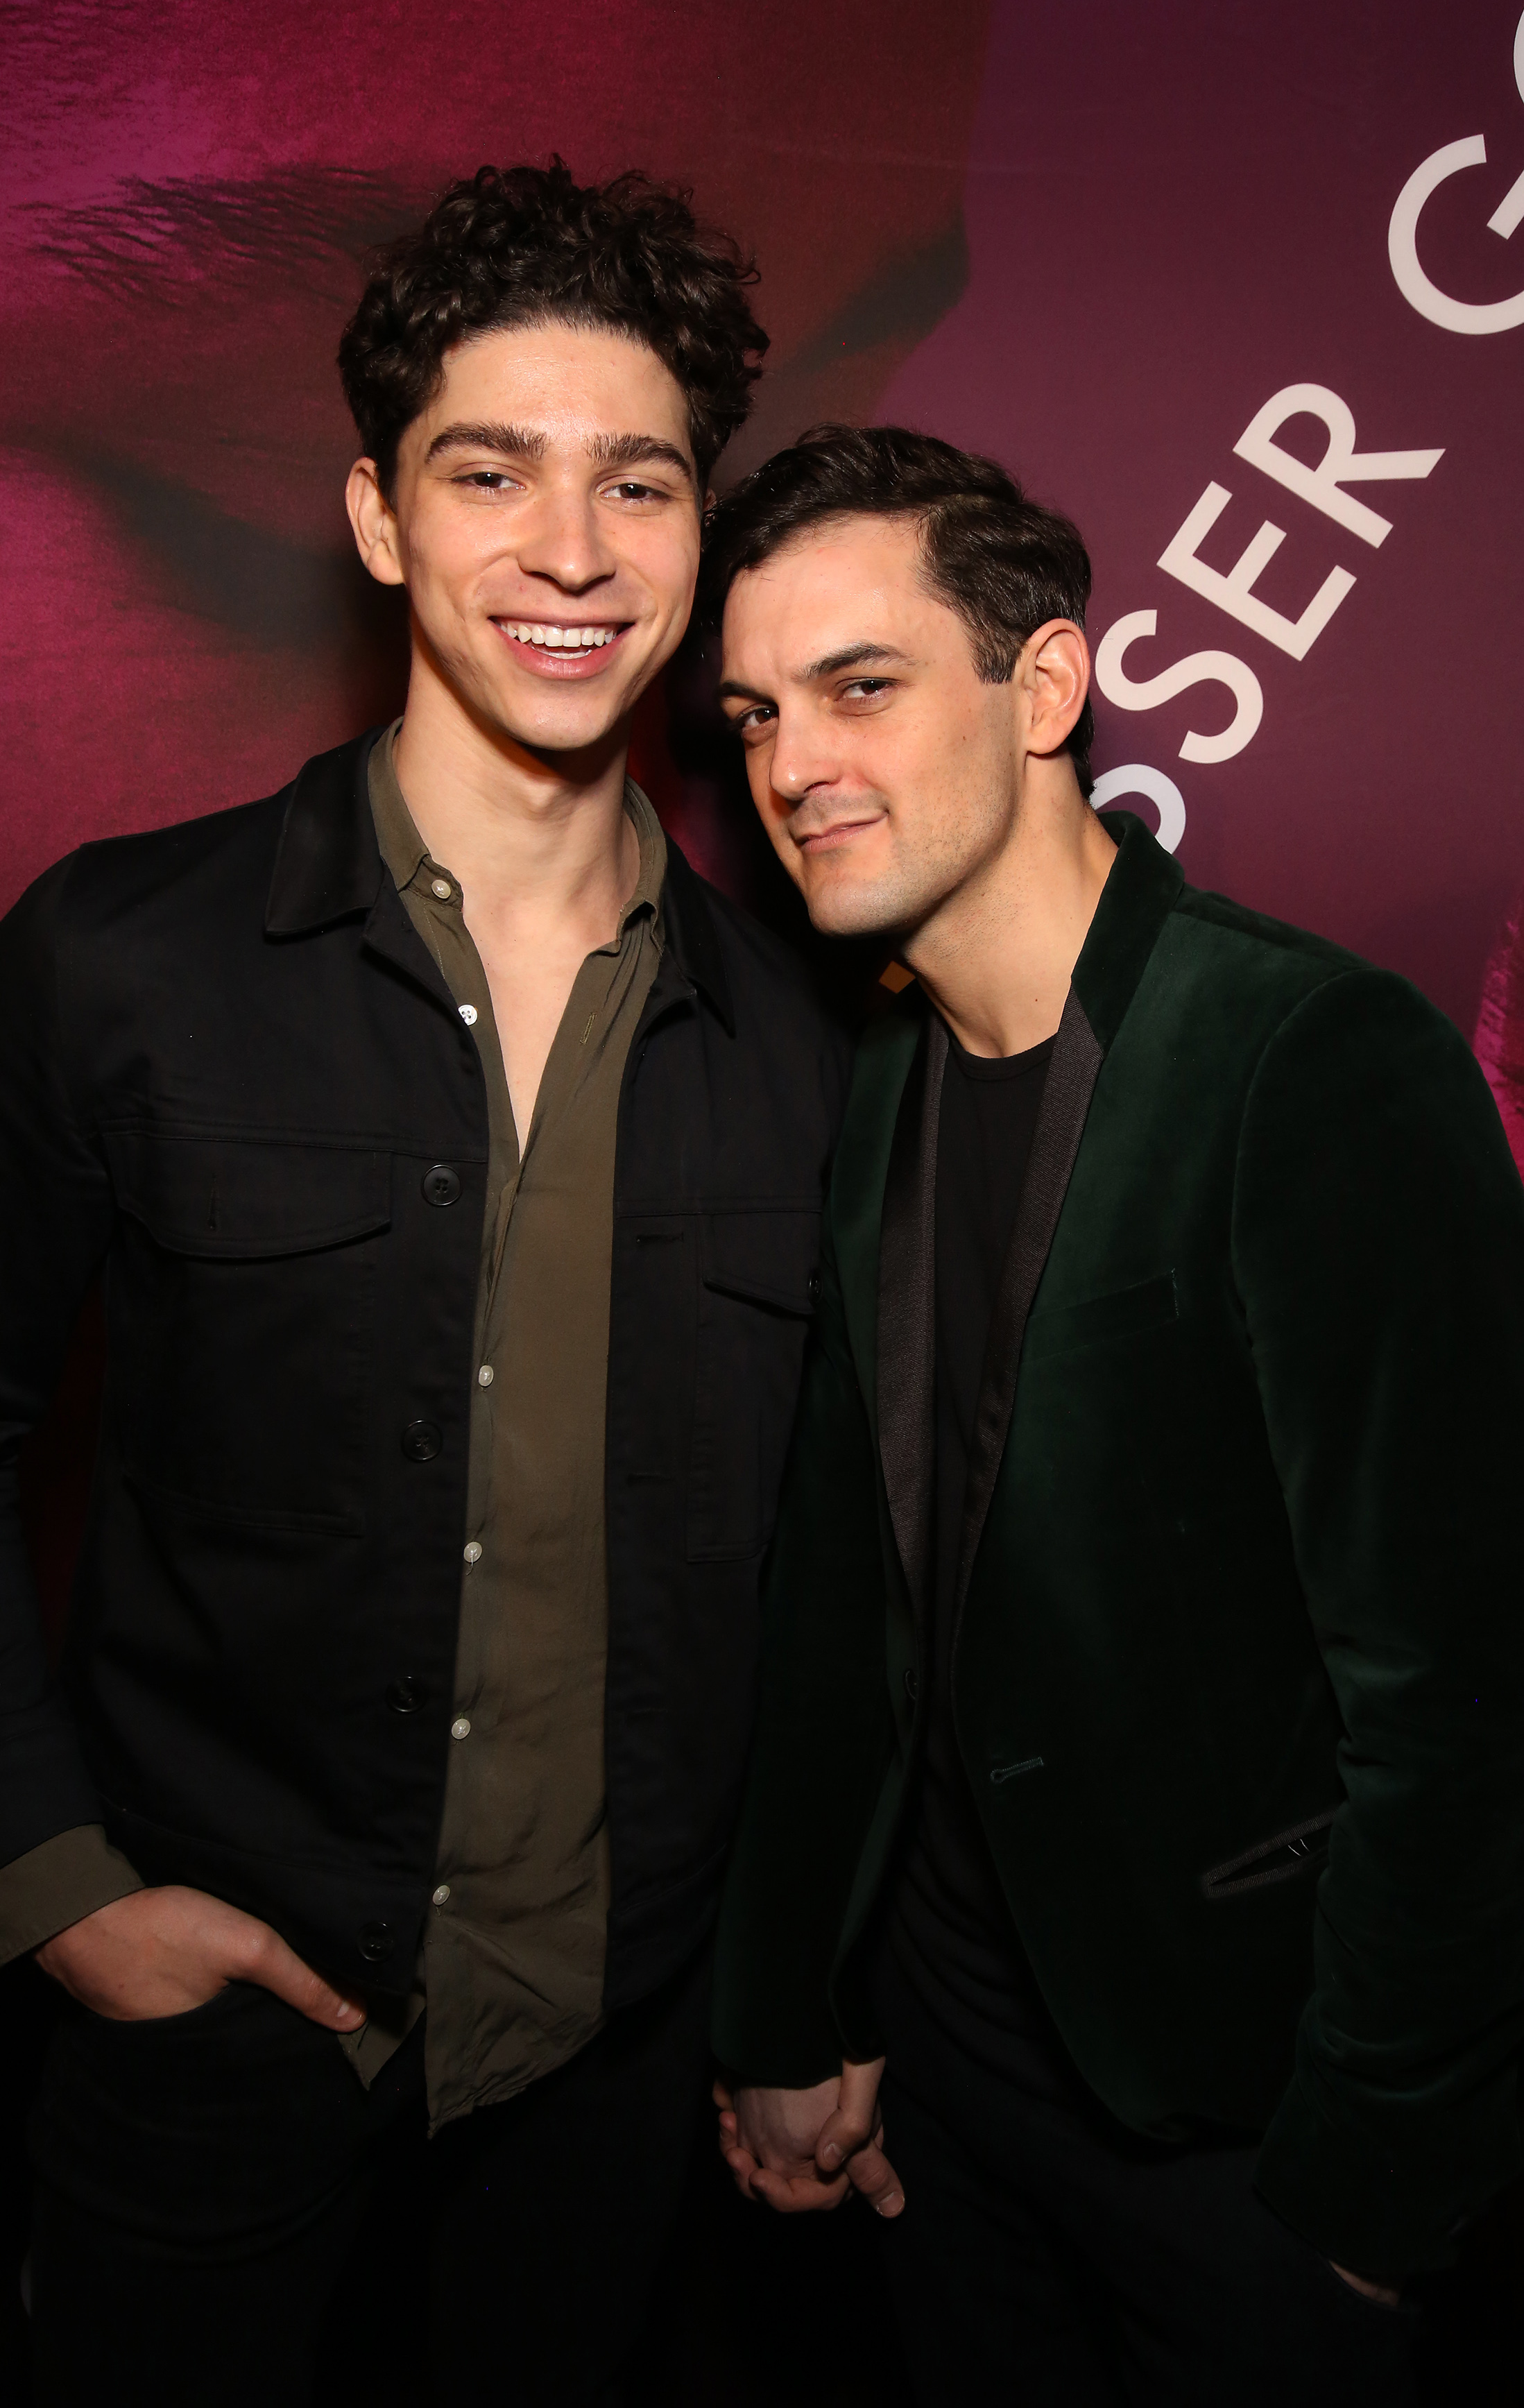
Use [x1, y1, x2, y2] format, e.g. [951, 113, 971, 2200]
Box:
[401, 1420, 443, 1462]
[904, 1667, 919, 1702]
[358, 1920, 394, 1963]
[807, 1270, 822, 1303]
[422, 1163, 462, 1208]
[386, 1675, 427, 1715]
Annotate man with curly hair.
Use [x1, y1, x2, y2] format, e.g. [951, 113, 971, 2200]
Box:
[0, 164, 848, 2401]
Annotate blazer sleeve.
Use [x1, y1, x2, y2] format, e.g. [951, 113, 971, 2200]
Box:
[0, 857, 117, 1866]
[1235, 966, 1524, 2276]
[712, 1211, 897, 2085]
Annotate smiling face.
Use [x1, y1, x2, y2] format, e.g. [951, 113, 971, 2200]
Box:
[719, 513, 1032, 938]
[348, 318, 703, 761]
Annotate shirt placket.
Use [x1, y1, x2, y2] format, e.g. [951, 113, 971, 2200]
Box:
[441, 913, 635, 1808]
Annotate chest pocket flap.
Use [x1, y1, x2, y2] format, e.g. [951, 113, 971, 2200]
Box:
[700, 1209, 821, 1316]
[105, 1132, 391, 1258]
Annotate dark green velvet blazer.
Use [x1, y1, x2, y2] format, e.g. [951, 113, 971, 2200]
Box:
[712, 814, 1524, 2278]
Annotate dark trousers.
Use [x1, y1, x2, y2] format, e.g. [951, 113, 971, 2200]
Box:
[871, 1949, 1419, 2408]
[26, 1947, 712, 2407]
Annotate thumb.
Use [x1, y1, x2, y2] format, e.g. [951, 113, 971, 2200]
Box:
[816, 2055, 886, 2171]
[846, 2138, 906, 2218]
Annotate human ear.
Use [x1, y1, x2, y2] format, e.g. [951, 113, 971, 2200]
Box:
[1018, 619, 1090, 759]
[345, 459, 405, 588]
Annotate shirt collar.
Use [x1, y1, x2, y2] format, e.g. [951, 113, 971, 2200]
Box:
[367, 718, 429, 894]
[369, 716, 667, 942]
[266, 728, 728, 1031]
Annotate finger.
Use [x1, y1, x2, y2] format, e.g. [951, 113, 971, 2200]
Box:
[751, 2166, 852, 2214]
[721, 2142, 761, 2196]
[712, 2078, 734, 2110]
[846, 2141, 905, 2218]
[243, 1927, 365, 2029]
[816, 2054, 886, 2169]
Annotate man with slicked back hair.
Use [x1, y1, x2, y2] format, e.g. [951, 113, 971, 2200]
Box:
[705, 424, 1524, 2408]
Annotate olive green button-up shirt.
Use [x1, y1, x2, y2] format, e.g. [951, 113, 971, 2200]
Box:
[348, 726, 666, 2126]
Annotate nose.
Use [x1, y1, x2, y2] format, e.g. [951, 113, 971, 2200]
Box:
[516, 477, 616, 595]
[769, 713, 841, 810]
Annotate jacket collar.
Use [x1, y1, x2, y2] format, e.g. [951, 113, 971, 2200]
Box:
[265, 732, 384, 937]
[264, 725, 735, 1034]
[1070, 809, 1183, 1052]
[655, 835, 735, 1036]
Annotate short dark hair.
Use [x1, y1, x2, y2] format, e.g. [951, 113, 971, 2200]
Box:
[339, 160, 768, 498]
[701, 424, 1095, 794]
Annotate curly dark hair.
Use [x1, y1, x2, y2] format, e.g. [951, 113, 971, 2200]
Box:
[701, 424, 1095, 794]
[339, 160, 768, 497]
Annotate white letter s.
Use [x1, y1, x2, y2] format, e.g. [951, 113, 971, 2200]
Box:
[1093, 610, 1264, 764]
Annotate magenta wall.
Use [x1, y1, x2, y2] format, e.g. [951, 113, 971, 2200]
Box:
[3, 2, 1523, 1159]
[880, 2, 1524, 1156]
[0, 0, 989, 883]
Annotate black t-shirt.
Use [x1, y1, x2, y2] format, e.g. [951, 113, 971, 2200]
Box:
[881, 1021, 1065, 2074]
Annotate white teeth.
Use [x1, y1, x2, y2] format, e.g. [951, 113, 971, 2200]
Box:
[508, 623, 615, 649]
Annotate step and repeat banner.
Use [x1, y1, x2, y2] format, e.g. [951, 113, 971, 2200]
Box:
[2, 1, 1522, 1161]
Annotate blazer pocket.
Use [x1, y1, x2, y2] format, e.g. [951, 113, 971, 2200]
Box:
[1201, 1807, 1337, 1901]
[687, 1209, 820, 1562]
[1023, 1271, 1179, 1365]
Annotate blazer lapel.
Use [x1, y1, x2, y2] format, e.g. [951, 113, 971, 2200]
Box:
[876, 1012, 947, 1622]
[955, 982, 1104, 1610]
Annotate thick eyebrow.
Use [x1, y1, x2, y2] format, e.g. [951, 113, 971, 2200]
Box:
[425, 420, 546, 466]
[422, 422, 694, 483]
[798, 640, 913, 682]
[717, 640, 914, 703]
[586, 429, 696, 484]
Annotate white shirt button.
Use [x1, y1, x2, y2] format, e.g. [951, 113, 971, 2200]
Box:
[463, 1541, 482, 1565]
[450, 1716, 471, 1741]
[458, 1004, 478, 1026]
[432, 1883, 451, 1906]
[477, 1364, 494, 1387]
[430, 877, 452, 900]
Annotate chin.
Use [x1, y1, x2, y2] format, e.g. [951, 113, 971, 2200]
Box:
[800, 870, 907, 941]
[487, 683, 628, 759]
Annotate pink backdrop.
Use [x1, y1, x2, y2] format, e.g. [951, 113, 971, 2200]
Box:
[2, 1, 1523, 1159]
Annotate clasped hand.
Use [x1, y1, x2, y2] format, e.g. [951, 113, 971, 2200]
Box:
[714, 2059, 905, 2218]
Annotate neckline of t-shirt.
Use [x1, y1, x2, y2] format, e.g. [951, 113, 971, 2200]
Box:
[942, 1025, 1059, 1083]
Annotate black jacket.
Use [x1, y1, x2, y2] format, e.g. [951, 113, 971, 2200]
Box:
[0, 732, 850, 2004]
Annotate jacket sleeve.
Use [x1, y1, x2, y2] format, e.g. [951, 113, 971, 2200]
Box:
[712, 1211, 898, 2085]
[1237, 966, 1524, 2276]
[0, 858, 118, 1870]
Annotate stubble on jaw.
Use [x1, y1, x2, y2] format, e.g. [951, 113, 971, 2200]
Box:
[791, 768, 1016, 946]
